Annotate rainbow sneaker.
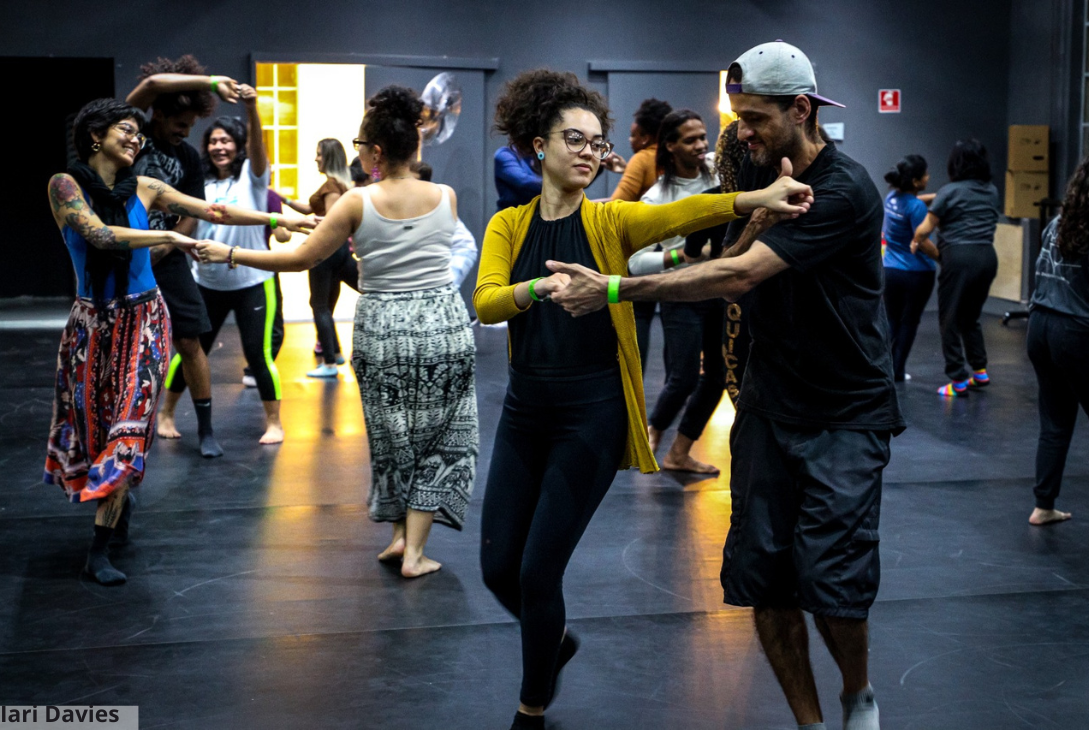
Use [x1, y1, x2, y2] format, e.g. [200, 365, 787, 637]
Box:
[938, 380, 970, 397]
[969, 369, 990, 388]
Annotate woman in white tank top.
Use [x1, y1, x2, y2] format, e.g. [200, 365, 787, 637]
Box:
[195, 85, 478, 579]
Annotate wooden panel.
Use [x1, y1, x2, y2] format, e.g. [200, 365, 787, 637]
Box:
[991, 222, 1024, 302]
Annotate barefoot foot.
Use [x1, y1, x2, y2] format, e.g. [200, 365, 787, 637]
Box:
[401, 555, 442, 578]
[378, 537, 406, 563]
[662, 452, 720, 474]
[259, 423, 284, 445]
[648, 426, 662, 452]
[1029, 508, 1072, 526]
[157, 414, 181, 439]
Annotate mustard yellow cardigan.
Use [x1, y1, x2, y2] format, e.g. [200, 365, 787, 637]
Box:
[474, 192, 743, 473]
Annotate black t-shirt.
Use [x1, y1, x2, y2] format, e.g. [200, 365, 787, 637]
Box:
[733, 145, 904, 432]
[509, 205, 617, 376]
[132, 136, 205, 231]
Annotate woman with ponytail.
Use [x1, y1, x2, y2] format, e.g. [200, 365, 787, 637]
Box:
[44, 98, 314, 586]
[881, 154, 933, 381]
[195, 85, 479, 579]
[1026, 154, 1089, 526]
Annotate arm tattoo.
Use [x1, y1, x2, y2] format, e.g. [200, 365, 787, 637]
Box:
[48, 176, 86, 215]
[66, 213, 128, 250]
[206, 203, 231, 223]
[167, 202, 196, 218]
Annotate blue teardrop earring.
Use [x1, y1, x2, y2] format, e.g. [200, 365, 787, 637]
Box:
[536, 151, 545, 160]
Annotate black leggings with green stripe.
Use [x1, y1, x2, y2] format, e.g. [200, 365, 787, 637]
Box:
[166, 279, 282, 402]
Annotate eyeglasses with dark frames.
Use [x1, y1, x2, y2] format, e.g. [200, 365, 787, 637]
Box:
[352, 138, 373, 151]
[551, 128, 613, 160]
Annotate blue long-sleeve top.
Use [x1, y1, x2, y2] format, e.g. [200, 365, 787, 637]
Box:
[494, 146, 542, 210]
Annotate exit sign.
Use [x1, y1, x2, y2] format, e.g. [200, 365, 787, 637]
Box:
[879, 89, 901, 113]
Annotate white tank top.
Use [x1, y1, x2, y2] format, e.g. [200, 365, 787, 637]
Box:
[354, 184, 456, 292]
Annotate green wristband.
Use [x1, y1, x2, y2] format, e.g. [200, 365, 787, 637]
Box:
[210, 77, 219, 94]
[670, 249, 681, 266]
[528, 277, 545, 302]
[607, 275, 622, 304]
[269, 214, 278, 230]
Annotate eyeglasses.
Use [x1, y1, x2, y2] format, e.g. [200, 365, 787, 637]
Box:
[352, 138, 373, 151]
[112, 123, 147, 151]
[551, 128, 613, 160]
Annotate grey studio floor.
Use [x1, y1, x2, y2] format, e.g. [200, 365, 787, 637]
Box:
[1, 304, 1088, 730]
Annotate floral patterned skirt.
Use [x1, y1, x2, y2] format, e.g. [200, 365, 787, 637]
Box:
[44, 289, 171, 503]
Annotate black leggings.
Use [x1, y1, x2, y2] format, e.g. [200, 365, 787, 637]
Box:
[480, 367, 628, 707]
[884, 267, 936, 381]
[167, 279, 281, 401]
[1027, 307, 1089, 510]
[309, 242, 359, 363]
[937, 245, 997, 381]
[649, 299, 725, 440]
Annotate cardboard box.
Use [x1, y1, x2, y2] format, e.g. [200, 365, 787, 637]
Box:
[1008, 125, 1049, 172]
[1005, 170, 1049, 218]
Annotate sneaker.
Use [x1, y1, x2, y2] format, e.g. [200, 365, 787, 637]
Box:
[335, 353, 346, 366]
[242, 374, 257, 388]
[313, 341, 323, 355]
[307, 364, 339, 378]
[969, 368, 990, 388]
[904, 373, 912, 381]
[937, 380, 970, 397]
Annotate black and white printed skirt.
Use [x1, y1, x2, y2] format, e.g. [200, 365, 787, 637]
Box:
[351, 284, 478, 529]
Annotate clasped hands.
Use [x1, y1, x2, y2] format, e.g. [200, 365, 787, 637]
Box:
[174, 214, 320, 263]
[548, 157, 813, 317]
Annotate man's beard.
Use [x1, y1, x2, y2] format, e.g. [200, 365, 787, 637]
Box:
[751, 129, 802, 169]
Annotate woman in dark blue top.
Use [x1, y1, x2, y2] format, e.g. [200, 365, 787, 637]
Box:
[1026, 154, 1089, 526]
[882, 154, 934, 382]
[44, 98, 315, 587]
[494, 145, 543, 210]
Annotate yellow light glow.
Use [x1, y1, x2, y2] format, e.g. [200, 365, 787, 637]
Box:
[275, 63, 368, 323]
[719, 70, 738, 130]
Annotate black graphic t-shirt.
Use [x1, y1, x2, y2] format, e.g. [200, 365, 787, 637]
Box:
[132, 136, 205, 231]
[732, 145, 905, 432]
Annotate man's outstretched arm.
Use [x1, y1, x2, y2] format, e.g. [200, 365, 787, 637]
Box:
[548, 240, 789, 317]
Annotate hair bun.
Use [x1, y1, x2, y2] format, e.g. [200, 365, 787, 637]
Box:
[369, 85, 424, 123]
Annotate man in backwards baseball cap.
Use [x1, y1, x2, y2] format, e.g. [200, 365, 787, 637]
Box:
[718, 40, 897, 730]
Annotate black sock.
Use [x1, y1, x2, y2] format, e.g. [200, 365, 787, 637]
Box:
[86, 525, 126, 586]
[193, 398, 213, 437]
[510, 712, 545, 730]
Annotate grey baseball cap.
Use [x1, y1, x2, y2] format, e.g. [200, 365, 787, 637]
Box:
[725, 40, 845, 108]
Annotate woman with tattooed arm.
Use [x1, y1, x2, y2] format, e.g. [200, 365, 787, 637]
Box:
[45, 98, 314, 586]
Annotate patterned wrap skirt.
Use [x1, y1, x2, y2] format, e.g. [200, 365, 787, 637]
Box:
[351, 284, 478, 529]
[44, 289, 171, 503]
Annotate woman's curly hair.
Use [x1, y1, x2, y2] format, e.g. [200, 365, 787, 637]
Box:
[494, 69, 612, 156]
[362, 85, 424, 166]
[1057, 154, 1089, 260]
[715, 120, 748, 193]
[137, 54, 217, 117]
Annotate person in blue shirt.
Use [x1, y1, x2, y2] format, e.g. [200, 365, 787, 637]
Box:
[494, 145, 543, 210]
[881, 154, 934, 382]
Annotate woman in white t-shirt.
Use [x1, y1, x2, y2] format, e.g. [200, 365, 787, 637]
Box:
[626, 109, 725, 475]
[163, 84, 286, 444]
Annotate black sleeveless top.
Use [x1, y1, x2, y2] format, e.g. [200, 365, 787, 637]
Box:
[509, 204, 618, 376]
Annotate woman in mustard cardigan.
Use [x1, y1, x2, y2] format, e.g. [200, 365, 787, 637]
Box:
[474, 69, 813, 730]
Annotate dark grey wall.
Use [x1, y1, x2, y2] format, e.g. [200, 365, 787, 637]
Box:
[6, 0, 1064, 228]
[1006, 0, 1083, 199]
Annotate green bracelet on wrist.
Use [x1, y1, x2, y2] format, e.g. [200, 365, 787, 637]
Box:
[528, 277, 545, 302]
[607, 275, 622, 304]
[210, 77, 219, 94]
[269, 214, 278, 230]
[670, 249, 681, 266]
